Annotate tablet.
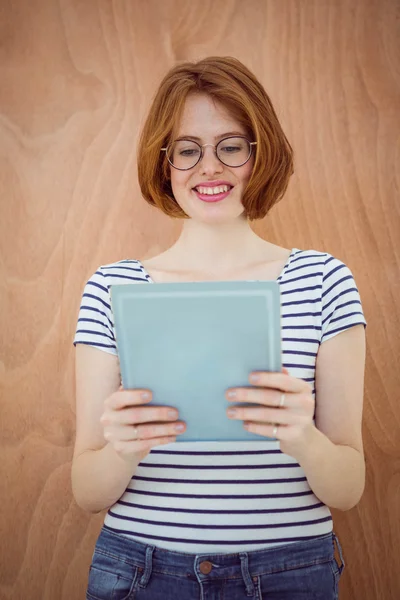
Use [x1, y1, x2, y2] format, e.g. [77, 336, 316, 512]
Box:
[110, 280, 282, 442]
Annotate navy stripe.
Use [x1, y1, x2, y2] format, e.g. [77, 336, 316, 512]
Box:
[132, 476, 308, 484]
[73, 340, 115, 349]
[102, 524, 333, 545]
[324, 276, 356, 299]
[285, 261, 325, 275]
[282, 348, 318, 356]
[103, 264, 142, 273]
[107, 510, 331, 530]
[329, 310, 364, 325]
[281, 271, 324, 286]
[87, 278, 108, 294]
[281, 284, 322, 296]
[283, 362, 317, 370]
[281, 325, 320, 331]
[77, 317, 114, 336]
[282, 337, 319, 343]
[105, 273, 150, 283]
[82, 292, 111, 310]
[282, 297, 320, 306]
[151, 448, 284, 456]
[322, 302, 362, 326]
[74, 328, 114, 341]
[78, 305, 114, 329]
[138, 462, 301, 470]
[323, 321, 366, 338]
[128, 489, 315, 499]
[282, 310, 321, 318]
[323, 261, 346, 283]
[116, 500, 325, 515]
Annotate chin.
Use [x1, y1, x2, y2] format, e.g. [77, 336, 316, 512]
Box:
[178, 197, 245, 223]
[191, 209, 245, 225]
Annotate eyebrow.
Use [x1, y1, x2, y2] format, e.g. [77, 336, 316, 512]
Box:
[175, 131, 245, 141]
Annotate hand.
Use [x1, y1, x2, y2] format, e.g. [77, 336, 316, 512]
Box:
[100, 385, 186, 461]
[225, 367, 315, 457]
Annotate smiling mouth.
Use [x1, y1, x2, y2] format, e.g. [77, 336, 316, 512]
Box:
[192, 185, 234, 196]
[192, 186, 234, 203]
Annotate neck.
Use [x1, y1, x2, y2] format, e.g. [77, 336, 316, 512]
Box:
[165, 217, 270, 272]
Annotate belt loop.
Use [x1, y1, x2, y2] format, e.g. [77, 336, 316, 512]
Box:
[138, 545, 155, 588]
[333, 533, 345, 575]
[239, 553, 255, 596]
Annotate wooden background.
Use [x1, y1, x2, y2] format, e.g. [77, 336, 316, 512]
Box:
[0, 0, 399, 598]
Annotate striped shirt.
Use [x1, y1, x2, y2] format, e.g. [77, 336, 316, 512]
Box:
[73, 247, 367, 552]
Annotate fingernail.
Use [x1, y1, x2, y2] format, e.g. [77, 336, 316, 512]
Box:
[174, 423, 185, 432]
[141, 392, 151, 400]
[227, 408, 237, 417]
[168, 409, 178, 418]
[227, 390, 237, 398]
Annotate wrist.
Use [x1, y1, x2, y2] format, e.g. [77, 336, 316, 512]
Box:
[279, 423, 318, 460]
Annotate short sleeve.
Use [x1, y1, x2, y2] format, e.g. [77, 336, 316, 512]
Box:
[73, 267, 118, 355]
[321, 255, 367, 344]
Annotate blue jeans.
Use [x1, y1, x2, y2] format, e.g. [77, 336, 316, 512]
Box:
[86, 526, 345, 599]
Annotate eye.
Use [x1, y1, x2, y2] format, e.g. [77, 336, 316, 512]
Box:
[220, 145, 241, 153]
[179, 148, 200, 156]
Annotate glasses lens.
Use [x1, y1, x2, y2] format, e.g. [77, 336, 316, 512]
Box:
[166, 137, 252, 169]
[166, 140, 201, 169]
[217, 137, 251, 167]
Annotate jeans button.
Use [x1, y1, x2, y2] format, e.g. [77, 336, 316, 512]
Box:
[199, 561, 213, 574]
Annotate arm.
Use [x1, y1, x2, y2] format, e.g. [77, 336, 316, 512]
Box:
[288, 324, 367, 510]
[71, 344, 145, 514]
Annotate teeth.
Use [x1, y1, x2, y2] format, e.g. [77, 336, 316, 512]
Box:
[196, 185, 231, 195]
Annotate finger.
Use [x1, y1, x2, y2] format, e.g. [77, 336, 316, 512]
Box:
[105, 421, 186, 442]
[109, 405, 179, 426]
[108, 389, 152, 409]
[243, 421, 289, 438]
[228, 406, 296, 425]
[113, 436, 178, 454]
[248, 371, 311, 393]
[226, 389, 312, 412]
[226, 387, 283, 406]
[137, 421, 186, 440]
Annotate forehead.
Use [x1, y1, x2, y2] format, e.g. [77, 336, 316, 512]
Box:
[176, 94, 245, 136]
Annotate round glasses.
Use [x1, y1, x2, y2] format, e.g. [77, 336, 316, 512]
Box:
[161, 136, 257, 170]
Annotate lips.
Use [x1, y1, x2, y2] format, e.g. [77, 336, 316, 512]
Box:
[192, 182, 234, 190]
[192, 185, 233, 193]
[193, 187, 233, 203]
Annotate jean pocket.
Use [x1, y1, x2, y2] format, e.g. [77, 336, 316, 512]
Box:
[330, 554, 345, 580]
[258, 561, 339, 600]
[86, 558, 142, 600]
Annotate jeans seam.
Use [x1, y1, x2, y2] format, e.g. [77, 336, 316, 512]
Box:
[253, 556, 332, 577]
[94, 548, 138, 569]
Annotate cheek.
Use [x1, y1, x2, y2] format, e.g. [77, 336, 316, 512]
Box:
[244, 156, 255, 178]
[170, 171, 190, 191]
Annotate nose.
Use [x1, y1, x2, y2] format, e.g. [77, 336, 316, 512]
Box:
[198, 144, 223, 174]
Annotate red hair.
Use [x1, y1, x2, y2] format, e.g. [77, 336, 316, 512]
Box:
[137, 56, 294, 221]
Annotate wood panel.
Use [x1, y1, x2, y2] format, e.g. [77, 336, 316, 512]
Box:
[0, 1, 399, 598]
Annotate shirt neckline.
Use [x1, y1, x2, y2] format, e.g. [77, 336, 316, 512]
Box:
[138, 247, 298, 284]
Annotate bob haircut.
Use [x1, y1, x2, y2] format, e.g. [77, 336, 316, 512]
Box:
[137, 56, 294, 221]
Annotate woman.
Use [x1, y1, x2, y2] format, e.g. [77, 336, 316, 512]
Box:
[72, 56, 367, 599]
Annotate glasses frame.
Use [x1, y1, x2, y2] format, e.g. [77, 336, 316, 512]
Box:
[161, 136, 257, 171]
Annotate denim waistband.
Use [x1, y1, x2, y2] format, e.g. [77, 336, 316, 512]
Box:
[95, 526, 344, 589]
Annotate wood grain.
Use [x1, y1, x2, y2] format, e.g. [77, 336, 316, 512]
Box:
[0, 0, 399, 598]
